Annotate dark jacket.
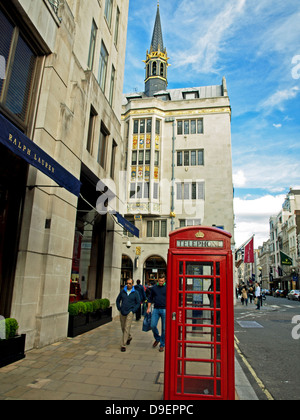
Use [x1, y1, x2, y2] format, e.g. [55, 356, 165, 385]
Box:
[148, 284, 166, 309]
[116, 286, 141, 316]
[135, 284, 146, 303]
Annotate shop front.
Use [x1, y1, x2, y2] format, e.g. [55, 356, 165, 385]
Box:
[0, 144, 28, 318]
[70, 167, 107, 303]
[144, 255, 167, 285]
[121, 255, 133, 288]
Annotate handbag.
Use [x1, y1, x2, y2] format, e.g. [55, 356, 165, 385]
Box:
[142, 312, 152, 332]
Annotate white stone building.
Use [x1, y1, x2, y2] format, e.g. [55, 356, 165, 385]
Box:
[0, 0, 129, 349]
[120, 5, 235, 286]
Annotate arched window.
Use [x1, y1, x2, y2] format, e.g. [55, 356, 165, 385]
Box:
[160, 63, 164, 77]
[153, 61, 157, 76]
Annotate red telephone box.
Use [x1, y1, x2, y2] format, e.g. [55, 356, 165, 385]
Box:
[164, 227, 235, 400]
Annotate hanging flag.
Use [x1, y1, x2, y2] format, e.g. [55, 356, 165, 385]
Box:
[280, 251, 293, 266]
[244, 237, 254, 263]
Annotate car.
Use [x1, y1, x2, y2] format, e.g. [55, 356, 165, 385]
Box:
[287, 290, 300, 301]
[262, 289, 270, 296]
[273, 289, 288, 298]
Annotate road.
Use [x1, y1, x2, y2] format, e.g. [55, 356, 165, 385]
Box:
[234, 295, 300, 400]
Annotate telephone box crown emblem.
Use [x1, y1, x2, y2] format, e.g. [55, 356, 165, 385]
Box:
[195, 231, 205, 238]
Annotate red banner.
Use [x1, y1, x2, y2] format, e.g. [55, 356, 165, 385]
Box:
[244, 237, 254, 263]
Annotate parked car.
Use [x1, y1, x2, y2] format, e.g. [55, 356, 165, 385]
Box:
[262, 289, 270, 296]
[287, 290, 300, 301]
[273, 289, 288, 298]
[273, 289, 282, 297]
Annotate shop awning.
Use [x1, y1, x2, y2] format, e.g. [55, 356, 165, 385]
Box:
[0, 113, 81, 197]
[115, 212, 139, 238]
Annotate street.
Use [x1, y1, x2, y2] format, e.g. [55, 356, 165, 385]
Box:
[235, 295, 300, 400]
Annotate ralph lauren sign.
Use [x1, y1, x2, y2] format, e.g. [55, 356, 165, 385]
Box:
[0, 113, 81, 197]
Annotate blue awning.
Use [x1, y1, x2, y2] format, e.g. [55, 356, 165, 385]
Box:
[116, 212, 139, 238]
[0, 113, 81, 197]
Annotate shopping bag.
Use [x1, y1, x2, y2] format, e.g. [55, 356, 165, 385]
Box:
[142, 312, 152, 332]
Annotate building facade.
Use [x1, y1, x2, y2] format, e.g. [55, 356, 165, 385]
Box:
[120, 5, 235, 286]
[0, 0, 129, 349]
[267, 189, 300, 291]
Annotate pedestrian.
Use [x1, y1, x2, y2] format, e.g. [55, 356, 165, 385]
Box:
[241, 286, 248, 306]
[255, 282, 261, 310]
[145, 280, 152, 299]
[116, 278, 140, 352]
[134, 279, 146, 321]
[248, 286, 254, 304]
[147, 274, 166, 352]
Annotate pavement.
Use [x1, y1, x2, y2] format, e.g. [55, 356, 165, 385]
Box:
[0, 314, 258, 401]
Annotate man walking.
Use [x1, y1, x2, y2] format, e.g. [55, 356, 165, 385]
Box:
[255, 282, 261, 310]
[116, 279, 140, 352]
[147, 275, 166, 352]
[134, 279, 146, 321]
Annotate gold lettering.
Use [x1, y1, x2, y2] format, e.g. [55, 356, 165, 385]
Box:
[13, 139, 17, 145]
[27, 149, 31, 156]
[23, 145, 26, 152]
[45, 162, 48, 169]
[34, 154, 37, 160]
[18, 141, 22, 149]
[9, 133, 12, 141]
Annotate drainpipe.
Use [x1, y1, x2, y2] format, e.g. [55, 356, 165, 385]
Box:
[165, 117, 176, 231]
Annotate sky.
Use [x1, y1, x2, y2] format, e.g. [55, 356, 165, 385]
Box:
[123, 0, 300, 248]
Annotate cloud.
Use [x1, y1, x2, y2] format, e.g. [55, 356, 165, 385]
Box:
[233, 170, 246, 187]
[233, 157, 300, 192]
[167, 0, 247, 74]
[234, 194, 285, 247]
[259, 86, 300, 112]
[273, 124, 282, 128]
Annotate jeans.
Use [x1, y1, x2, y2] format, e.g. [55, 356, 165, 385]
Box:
[151, 308, 166, 348]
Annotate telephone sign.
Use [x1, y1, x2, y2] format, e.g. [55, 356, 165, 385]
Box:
[164, 227, 235, 400]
